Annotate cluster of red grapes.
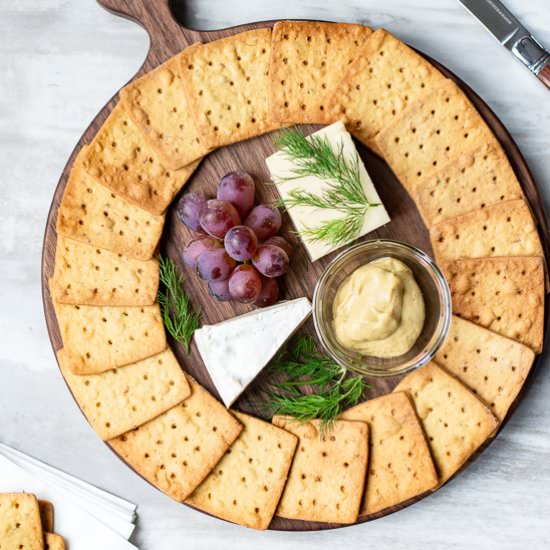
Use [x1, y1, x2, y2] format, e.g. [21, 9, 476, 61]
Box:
[177, 172, 292, 307]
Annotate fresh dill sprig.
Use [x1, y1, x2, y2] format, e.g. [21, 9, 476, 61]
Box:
[265, 335, 369, 431]
[158, 255, 200, 352]
[273, 128, 380, 246]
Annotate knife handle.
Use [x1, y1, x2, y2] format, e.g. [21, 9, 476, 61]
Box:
[537, 61, 550, 90]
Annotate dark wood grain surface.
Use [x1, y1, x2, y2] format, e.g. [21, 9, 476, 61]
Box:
[537, 61, 550, 90]
[41, 0, 550, 532]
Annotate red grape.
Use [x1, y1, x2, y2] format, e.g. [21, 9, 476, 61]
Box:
[263, 235, 292, 257]
[176, 192, 207, 232]
[244, 204, 282, 240]
[224, 225, 258, 261]
[228, 265, 262, 304]
[255, 276, 279, 307]
[199, 199, 241, 239]
[253, 244, 289, 278]
[217, 172, 255, 218]
[183, 235, 222, 269]
[208, 279, 232, 301]
[197, 248, 236, 281]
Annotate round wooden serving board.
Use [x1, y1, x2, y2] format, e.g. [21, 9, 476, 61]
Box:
[41, 0, 550, 532]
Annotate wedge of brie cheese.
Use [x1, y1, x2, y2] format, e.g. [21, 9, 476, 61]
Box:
[266, 121, 390, 261]
[194, 297, 312, 407]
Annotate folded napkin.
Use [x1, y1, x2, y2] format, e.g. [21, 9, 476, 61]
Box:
[0, 446, 138, 549]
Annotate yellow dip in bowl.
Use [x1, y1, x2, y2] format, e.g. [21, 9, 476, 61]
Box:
[332, 257, 425, 358]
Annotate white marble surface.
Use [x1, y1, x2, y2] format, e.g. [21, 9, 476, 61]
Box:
[1, 1, 549, 548]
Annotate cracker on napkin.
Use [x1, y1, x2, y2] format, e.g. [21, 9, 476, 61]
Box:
[430, 199, 542, 263]
[376, 78, 500, 194]
[51, 235, 159, 306]
[325, 29, 445, 150]
[120, 47, 210, 169]
[179, 29, 277, 149]
[0, 492, 44, 550]
[394, 362, 499, 484]
[186, 412, 297, 530]
[52, 300, 166, 375]
[416, 144, 524, 226]
[57, 158, 164, 261]
[44, 533, 65, 550]
[38, 500, 53, 532]
[109, 378, 242, 501]
[341, 392, 438, 515]
[57, 347, 190, 440]
[272, 416, 368, 524]
[435, 316, 535, 420]
[81, 102, 199, 215]
[269, 21, 371, 123]
[441, 257, 544, 352]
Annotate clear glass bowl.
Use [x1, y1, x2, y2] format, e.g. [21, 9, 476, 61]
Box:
[313, 239, 451, 378]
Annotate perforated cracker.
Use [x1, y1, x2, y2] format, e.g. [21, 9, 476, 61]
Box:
[109, 378, 242, 501]
[0, 493, 44, 550]
[44, 533, 64, 550]
[120, 46, 210, 169]
[341, 392, 438, 515]
[38, 500, 53, 533]
[375, 78, 500, 194]
[441, 257, 544, 352]
[394, 362, 498, 484]
[186, 412, 297, 530]
[82, 102, 199, 215]
[269, 21, 372, 123]
[430, 199, 542, 263]
[51, 235, 159, 306]
[179, 29, 277, 148]
[57, 347, 190, 440]
[272, 417, 368, 524]
[325, 29, 446, 150]
[57, 159, 164, 261]
[52, 300, 166, 375]
[416, 144, 524, 226]
[435, 316, 535, 420]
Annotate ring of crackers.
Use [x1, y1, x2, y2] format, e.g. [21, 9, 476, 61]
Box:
[46, 21, 546, 531]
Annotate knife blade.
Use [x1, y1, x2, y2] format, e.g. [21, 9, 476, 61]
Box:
[458, 0, 550, 89]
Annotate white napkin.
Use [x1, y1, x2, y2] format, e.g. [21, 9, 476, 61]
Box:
[0, 451, 138, 550]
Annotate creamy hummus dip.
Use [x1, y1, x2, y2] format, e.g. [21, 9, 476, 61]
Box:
[332, 257, 425, 358]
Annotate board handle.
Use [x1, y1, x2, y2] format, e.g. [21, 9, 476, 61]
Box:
[96, 0, 200, 62]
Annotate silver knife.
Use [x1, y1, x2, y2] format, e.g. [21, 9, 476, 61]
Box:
[458, 0, 550, 89]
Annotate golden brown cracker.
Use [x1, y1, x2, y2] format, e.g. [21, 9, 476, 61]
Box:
[44, 533, 65, 550]
[0, 493, 44, 550]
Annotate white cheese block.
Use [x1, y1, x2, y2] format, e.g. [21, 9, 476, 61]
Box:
[266, 121, 390, 261]
[194, 297, 312, 407]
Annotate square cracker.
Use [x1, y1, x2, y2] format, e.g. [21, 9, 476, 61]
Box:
[0, 493, 44, 550]
[120, 47, 210, 169]
[109, 377, 242, 501]
[435, 316, 535, 420]
[272, 416, 369, 524]
[52, 300, 166, 375]
[268, 21, 372, 124]
[51, 235, 159, 306]
[415, 144, 524, 227]
[38, 500, 54, 532]
[81, 102, 200, 215]
[45, 533, 65, 550]
[325, 29, 446, 150]
[441, 257, 544, 353]
[57, 347, 190, 440]
[341, 392, 439, 515]
[186, 412, 297, 530]
[179, 29, 278, 149]
[394, 362, 499, 484]
[430, 199, 542, 263]
[57, 158, 164, 261]
[375, 78, 500, 194]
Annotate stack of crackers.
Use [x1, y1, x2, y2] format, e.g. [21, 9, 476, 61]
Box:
[49, 20, 544, 529]
[0, 493, 65, 549]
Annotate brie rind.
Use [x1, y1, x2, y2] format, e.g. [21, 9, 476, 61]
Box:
[266, 121, 390, 261]
[194, 297, 312, 407]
